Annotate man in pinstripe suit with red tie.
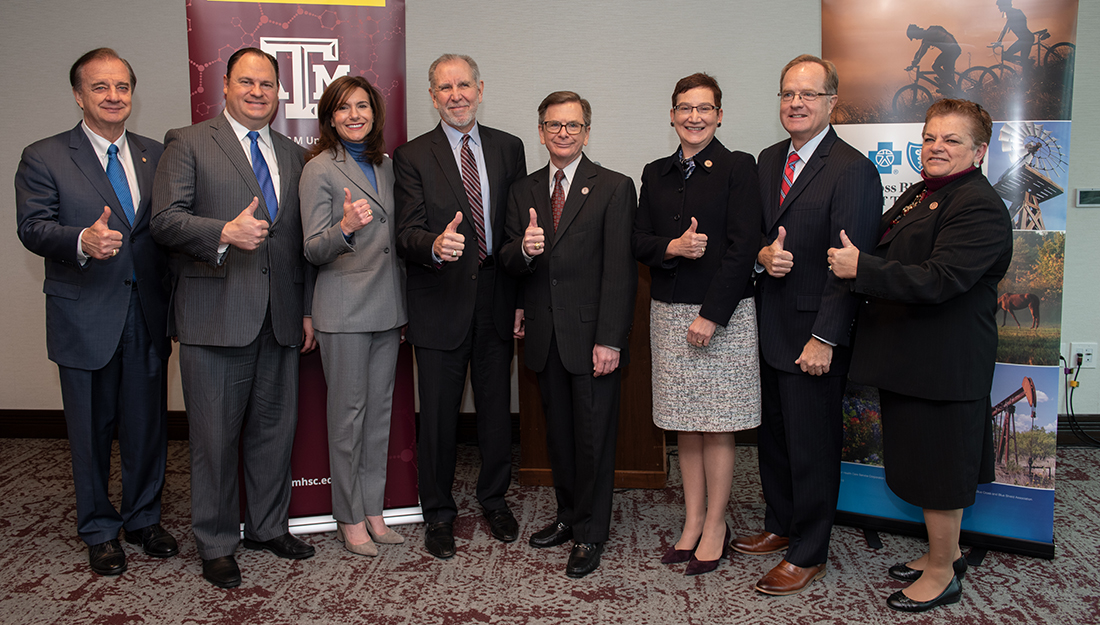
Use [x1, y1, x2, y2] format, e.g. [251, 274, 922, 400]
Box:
[734, 54, 882, 596]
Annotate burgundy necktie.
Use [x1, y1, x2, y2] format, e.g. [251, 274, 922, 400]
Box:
[551, 170, 566, 231]
[461, 134, 487, 261]
[780, 152, 799, 205]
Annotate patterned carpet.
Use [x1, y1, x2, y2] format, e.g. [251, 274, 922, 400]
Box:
[0, 438, 1097, 624]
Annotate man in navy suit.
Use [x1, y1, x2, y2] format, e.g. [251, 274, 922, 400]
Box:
[394, 54, 526, 559]
[15, 48, 177, 576]
[733, 54, 881, 595]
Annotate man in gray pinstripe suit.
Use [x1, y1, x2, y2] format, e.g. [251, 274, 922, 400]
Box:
[151, 48, 316, 589]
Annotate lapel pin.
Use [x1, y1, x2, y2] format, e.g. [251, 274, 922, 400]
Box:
[581, 187, 589, 195]
[929, 202, 939, 210]
[704, 160, 713, 168]
[142, 157, 147, 163]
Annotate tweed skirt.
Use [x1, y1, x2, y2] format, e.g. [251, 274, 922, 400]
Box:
[650, 298, 761, 432]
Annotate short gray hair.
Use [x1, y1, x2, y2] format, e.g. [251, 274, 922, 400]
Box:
[428, 54, 480, 88]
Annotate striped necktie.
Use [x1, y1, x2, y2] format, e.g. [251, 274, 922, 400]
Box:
[461, 134, 487, 261]
[780, 152, 800, 205]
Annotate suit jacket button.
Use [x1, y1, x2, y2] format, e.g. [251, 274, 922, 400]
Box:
[269, 231, 276, 238]
[380, 216, 386, 222]
[552, 279, 558, 286]
[471, 273, 477, 280]
[262, 267, 268, 274]
[384, 247, 390, 254]
[124, 279, 132, 286]
[673, 214, 680, 221]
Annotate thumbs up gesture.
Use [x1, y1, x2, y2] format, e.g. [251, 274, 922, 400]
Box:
[523, 208, 546, 257]
[670, 216, 708, 260]
[80, 206, 124, 260]
[433, 211, 466, 262]
[758, 225, 794, 278]
[826, 229, 859, 279]
[220, 197, 270, 251]
[340, 187, 373, 236]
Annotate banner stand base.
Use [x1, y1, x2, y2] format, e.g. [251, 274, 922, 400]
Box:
[238, 506, 425, 538]
[836, 511, 1055, 560]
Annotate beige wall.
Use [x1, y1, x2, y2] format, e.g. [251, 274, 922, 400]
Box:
[2, 0, 1098, 414]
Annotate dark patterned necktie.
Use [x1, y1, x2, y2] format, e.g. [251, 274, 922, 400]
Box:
[551, 169, 566, 231]
[461, 134, 487, 261]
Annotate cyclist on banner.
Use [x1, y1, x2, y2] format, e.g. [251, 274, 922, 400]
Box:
[906, 24, 961, 93]
[993, 0, 1034, 68]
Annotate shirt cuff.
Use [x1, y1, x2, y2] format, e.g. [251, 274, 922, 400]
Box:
[811, 334, 836, 347]
[77, 228, 90, 266]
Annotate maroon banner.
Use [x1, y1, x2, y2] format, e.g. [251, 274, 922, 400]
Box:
[183, 0, 417, 523]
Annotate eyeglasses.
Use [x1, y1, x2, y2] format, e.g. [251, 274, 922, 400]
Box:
[541, 121, 588, 135]
[778, 91, 834, 102]
[673, 104, 718, 115]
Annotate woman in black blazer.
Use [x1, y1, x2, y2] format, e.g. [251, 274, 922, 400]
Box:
[632, 73, 762, 576]
[829, 99, 1012, 612]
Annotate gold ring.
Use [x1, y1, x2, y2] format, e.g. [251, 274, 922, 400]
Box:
[451, 249, 458, 257]
[112, 249, 118, 257]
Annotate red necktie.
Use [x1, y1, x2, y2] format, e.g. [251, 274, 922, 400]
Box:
[461, 134, 487, 261]
[780, 152, 799, 205]
[551, 169, 566, 231]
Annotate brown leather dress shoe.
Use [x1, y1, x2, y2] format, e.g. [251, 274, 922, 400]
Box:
[754, 559, 826, 596]
[731, 532, 789, 555]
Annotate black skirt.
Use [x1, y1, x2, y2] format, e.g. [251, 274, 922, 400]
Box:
[878, 389, 995, 510]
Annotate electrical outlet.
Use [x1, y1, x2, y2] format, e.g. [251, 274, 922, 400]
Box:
[1071, 342, 1097, 369]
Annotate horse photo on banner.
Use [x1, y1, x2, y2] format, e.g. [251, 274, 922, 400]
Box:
[182, 0, 416, 533]
[823, 0, 1079, 559]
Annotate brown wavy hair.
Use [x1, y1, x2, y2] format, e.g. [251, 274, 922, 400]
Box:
[309, 75, 386, 164]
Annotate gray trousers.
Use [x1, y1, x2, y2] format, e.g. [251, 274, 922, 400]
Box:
[316, 328, 400, 522]
[180, 316, 299, 560]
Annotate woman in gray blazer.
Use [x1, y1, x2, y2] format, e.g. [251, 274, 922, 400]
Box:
[301, 76, 407, 556]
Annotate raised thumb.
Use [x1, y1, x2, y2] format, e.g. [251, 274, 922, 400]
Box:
[776, 226, 787, 250]
[244, 197, 259, 217]
[840, 229, 854, 248]
[446, 211, 463, 232]
[529, 207, 539, 228]
[688, 216, 698, 233]
[98, 206, 112, 224]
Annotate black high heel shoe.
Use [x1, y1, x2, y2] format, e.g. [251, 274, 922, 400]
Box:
[888, 555, 968, 582]
[661, 536, 699, 565]
[886, 574, 962, 612]
[684, 525, 732, 576]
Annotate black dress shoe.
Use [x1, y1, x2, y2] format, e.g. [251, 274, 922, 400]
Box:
[485, 508, 519, 542]
[242, 533, 315, 560]
[425, 522, 456, 559]
[529, 521, 573, 548]
[202, 555, 241, 589]
[125, 523, 179, 558]
[88, 539, 127, 576]
[887, 575, 962, 612]
[888, 556, 968, 582]
[565, 542, 604, 578]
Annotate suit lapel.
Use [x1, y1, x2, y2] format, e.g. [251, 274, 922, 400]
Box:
[128, 133, 154, 230]
[553, 155, 595, 241]
[525, 167, 553, 247]
[211, 116, 270, 221]
[69, 125, 130, 233]
[481, 127, 503, 225]
[761, 140, 789, 230]
[429, 124, 470, 217]
[334, 153, 386, 215]
[272, 132, 296, 224]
